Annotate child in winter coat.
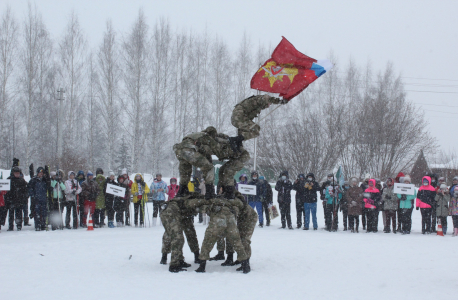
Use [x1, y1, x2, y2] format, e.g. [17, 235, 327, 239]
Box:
[363, 179, 381, 233]
[114, 176, 128, 227]
[382, 178, 397, 233]
[435, 184, 450, 235]
[324, 183, 342, 232]
[346, 178, 363, 233]
[396, 176, 416, 234]
[167, 178, 179, 200]
[416, 176, 436, 234]
[131, 174, 150, 227]
[64, 171, 82, 229]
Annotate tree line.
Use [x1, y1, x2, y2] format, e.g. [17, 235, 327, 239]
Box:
[0, 4, 435, 179]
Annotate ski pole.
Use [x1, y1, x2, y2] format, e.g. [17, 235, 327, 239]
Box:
[145, 198, 151, 228]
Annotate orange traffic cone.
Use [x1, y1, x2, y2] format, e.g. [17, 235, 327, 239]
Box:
[87, 214, 94, 231]
[437, 219, 444, 236]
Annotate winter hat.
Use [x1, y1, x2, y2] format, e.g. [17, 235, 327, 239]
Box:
[11, 166, 21, 173]
[50, 171, 57, 177]
[364, 173, 371, 180]
[438, 177, 445, 182]
[68, 171, 75, 177]
[403, 175, 411, 183]
[121, 168, 127, 175]
[156, 173, 162, 177]
[453, 176, 458, 182]
[36, 167, 44, 174]
[87, 171, 94, 177]
[109, 171, 115, 177]
[96, 168, 103, 175]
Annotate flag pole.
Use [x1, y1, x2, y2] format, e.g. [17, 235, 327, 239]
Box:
[249, 104, 282, 130]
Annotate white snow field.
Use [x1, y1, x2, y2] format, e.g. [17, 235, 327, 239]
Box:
[1, 178, 457, 300]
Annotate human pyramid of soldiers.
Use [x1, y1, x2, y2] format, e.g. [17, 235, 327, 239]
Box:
[161, 94, 287, 273]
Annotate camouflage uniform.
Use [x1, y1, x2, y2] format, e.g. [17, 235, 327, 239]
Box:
[212, 133, 250, 187]
[173, 130, 220, 186]
[160, 193, 209, 267]
[231, 95, 280, 141]
[199, 197, 248, 262]
[215, 191, 257, 258]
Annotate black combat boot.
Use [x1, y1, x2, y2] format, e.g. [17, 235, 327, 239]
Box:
[169, 265, 187, 273]
[205, 184, 215, 200]
[224, 185, 235, 200]
[176, 184, 189, 197]
[221, 252, 234, 266]
[179, 260, 191, 268]
[160, 253, 167, 265]
[194, 251, 202, 264]
[231, 259, 241, 266]
[241, 259, 251, 274]
[209, 251, 225, 261]
[195, 260, 206, 273]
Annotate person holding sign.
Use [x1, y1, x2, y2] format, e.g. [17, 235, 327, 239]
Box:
[104, 172, 117, 228]
[396, 176, 416, 234]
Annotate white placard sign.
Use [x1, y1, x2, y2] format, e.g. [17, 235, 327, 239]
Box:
[106, 183, 126, 197]
[238, 184, 257, 195]
[0, 179, 10, 191]
[394, 183, 415, 195]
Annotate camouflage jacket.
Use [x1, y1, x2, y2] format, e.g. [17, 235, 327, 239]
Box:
[234, 95, 280, 120]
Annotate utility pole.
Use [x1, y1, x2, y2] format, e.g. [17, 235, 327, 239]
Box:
[56, 88, 65, 229]
[56, 88, 65, 167]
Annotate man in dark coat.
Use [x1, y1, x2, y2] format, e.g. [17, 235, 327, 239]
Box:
[259, 176, 272, 226]
[28, 167, 50, 231]
[5, 166, 29, 231]
[292, 174, 306, 228]
[275, 170, 293, 229]
[302, 173, 320, 230]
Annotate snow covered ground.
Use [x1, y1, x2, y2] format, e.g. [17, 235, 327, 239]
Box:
[1, 182, 457, 299]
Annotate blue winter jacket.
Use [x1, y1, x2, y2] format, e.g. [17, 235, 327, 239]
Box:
[325, 186, 342, 205]
[28, 176, 48, 202]
[150, 180, 168, 201]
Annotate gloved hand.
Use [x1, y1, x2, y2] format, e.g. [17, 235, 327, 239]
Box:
[280, 99, 288, 105]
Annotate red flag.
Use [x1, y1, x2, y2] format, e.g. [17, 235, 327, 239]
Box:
[250, 37, 332, 100]
[272, 37, 316, 69]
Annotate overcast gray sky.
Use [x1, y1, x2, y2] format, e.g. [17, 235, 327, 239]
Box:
[5, 0, 458, 160]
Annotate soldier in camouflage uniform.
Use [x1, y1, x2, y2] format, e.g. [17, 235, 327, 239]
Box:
[196, 189, 250, 274]
[160, 194, 204, 266]
[214, 190, 258, 271]
[228, 95, 286, 153]
[173, 127, 220, 198]
[160, 193, 210, 273]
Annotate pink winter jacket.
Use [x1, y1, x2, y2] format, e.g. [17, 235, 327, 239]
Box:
[363, 179, 379, 209]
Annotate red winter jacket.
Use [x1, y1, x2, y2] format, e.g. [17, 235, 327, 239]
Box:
[167, 178, 179, 200]
[416, 176, 435, 209]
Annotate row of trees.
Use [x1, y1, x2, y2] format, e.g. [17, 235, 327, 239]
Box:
[0, 4, 435, 179]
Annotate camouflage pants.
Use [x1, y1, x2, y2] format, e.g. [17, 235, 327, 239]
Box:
[199, 211, 248, 261]
[160, 208, 185, 267]
[216, 210, 257, 258]
[231, 106, 261, 141]
[162, 216, 199, 254]
[218, 149, 250, 187]
[175, 147, 214, 186]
